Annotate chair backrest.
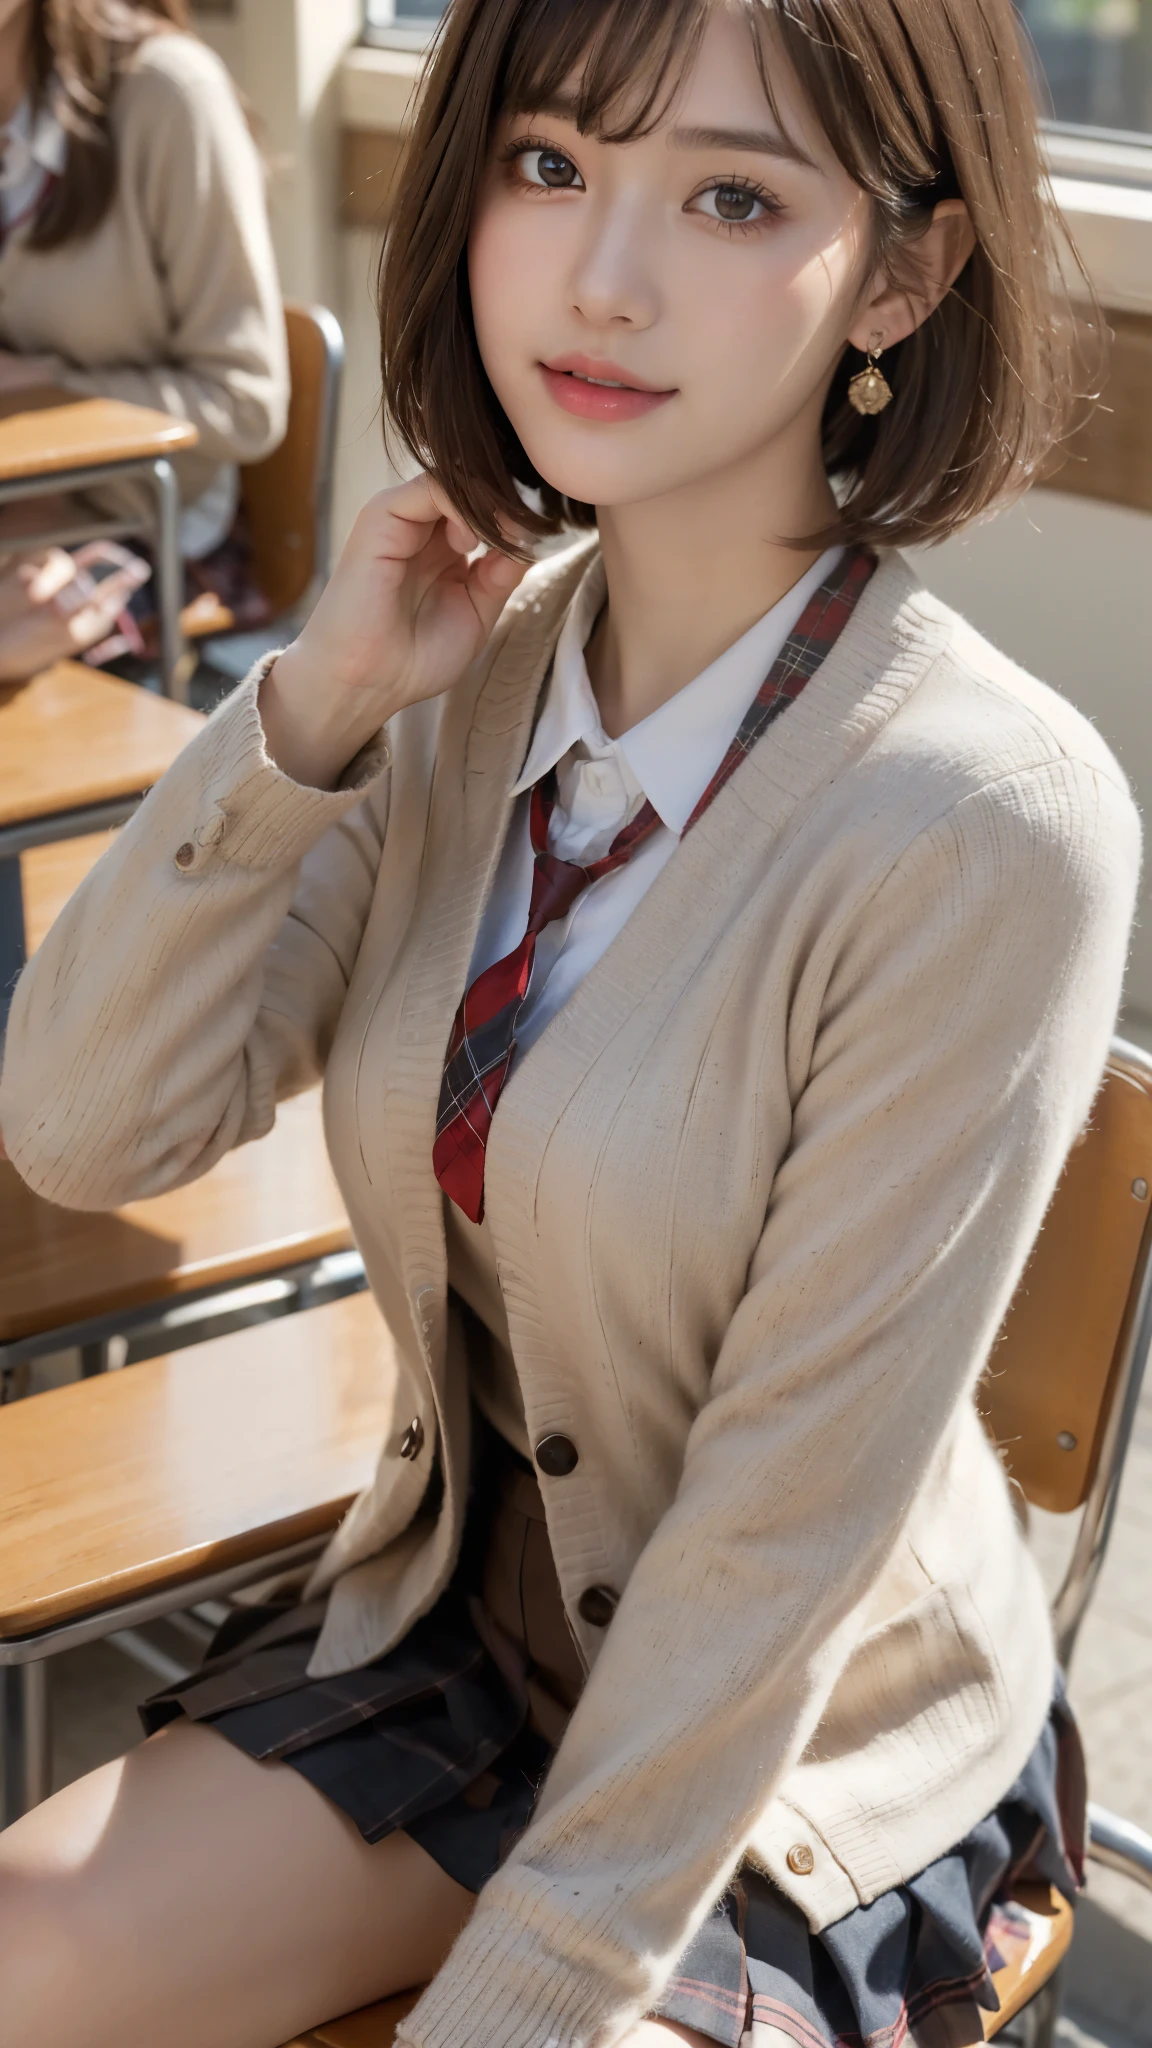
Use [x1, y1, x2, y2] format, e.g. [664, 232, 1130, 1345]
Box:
[986, 1039, 1152, 1513]
[240, 303, 345, 618]
[983, 1038, 1152, 1662]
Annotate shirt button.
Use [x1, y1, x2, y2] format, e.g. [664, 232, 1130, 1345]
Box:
[535, 1433, 579, 1477]
[786, 1843, 815, 1876]
[578, 1584, 618, 1628]
[174, 841, 196, 869]
[399, 1417, 424, 1460]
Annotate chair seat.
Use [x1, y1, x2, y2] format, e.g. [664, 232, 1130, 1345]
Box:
[0, 1086, 354, 1351]
[0, 1289, 393, 1642]
[275, 1886, 1074, 2048]
[984, 1883, 1074, 2037]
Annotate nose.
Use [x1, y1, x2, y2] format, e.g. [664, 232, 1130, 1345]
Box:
[567, 191, 660, 332]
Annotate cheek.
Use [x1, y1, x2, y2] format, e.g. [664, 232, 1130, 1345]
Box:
[468, 196, 559, 388]
[687, 223, 864, 407]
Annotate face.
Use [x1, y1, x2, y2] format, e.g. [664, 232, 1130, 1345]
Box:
[468, 4, 877, 521]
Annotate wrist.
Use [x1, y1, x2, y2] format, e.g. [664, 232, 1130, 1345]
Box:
[257, 645, 391, 791]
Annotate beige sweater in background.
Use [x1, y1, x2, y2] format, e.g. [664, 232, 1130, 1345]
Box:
[0, 33, 288, 509]
[0, 547, 1140, 2048]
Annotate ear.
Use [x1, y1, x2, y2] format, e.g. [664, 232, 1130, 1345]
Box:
[848, 199, 976, 354]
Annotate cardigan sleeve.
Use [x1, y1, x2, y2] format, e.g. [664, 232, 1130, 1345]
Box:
[45, 36, 289, 467]
[0, 673, 390, 1209]
[399, 754, 1140, 2048]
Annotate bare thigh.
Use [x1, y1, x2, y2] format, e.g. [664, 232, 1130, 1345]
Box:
[0, 1718, 475, 2048]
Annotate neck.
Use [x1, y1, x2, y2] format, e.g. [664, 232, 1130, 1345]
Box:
[0, 4, 33, 129]
[585, 407, 838, 740]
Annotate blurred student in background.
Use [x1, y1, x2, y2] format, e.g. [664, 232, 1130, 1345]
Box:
[0, 0, 288, 660]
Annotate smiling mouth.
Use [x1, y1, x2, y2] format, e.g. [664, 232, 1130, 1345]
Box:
[540, 361, 676, 420]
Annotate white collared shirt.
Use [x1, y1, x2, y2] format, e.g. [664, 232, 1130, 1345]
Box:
[0, 93, 67, 234]
[466, 545, 843, 1061]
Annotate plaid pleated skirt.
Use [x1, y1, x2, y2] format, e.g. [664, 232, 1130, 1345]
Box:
[143, 1421, 1082, 2048]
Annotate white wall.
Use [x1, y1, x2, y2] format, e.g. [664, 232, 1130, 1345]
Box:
[193, 0, 362, 310]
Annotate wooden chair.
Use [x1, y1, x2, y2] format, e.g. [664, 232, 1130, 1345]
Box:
[192, 303, 344, 676]
[273, 1037, 1152, 2048]
[0, 1288, 393, 1823]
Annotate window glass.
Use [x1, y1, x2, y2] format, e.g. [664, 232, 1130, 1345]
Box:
[365, 0, 445, 26]
[1017, 0, 1152, 137]
[360, 4, 1152, 140]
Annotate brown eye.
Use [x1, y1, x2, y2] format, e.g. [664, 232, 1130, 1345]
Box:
[519, 147, 584, 190]
[690, 183, 772, 226]
[714, 186, 757, 221]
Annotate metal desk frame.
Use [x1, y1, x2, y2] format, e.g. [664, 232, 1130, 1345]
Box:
[0, 1536, 326, 1824]
[0, 450, 185, 699]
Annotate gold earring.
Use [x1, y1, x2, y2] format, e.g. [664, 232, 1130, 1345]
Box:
[848, 337, 893, 417]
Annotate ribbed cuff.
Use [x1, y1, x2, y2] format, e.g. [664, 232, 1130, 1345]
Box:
[146, 661, 391, 879]
[396, 1897, 646, 2048]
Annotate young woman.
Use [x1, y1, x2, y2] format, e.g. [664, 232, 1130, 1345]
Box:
[0, 0, 287, 559]
[0, 3, 1139, 2046]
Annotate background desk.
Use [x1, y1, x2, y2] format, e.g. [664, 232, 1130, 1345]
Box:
[0, 387, 198, 698]
[0, 661, 202, 1029]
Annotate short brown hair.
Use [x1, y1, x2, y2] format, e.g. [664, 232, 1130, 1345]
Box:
[27, 1, 191, 253]
[381, 0, 1093, 554]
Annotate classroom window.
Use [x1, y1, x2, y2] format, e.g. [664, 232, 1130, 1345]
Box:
[1017, 0, 1152, 136]
[360, 3, 1152, 142]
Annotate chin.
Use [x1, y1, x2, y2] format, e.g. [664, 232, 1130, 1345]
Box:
[519, 443, 669, 514]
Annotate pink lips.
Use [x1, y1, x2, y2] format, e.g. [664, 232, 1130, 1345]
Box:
[540, 355, 676, 422]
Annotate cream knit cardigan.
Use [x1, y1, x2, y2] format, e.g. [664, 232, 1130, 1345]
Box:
[0, 545, 1140, 2048]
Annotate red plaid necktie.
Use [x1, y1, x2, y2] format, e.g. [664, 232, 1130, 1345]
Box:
[434, 546, 876, 1223]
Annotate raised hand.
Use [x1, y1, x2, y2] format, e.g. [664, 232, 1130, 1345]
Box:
[258, 474, 529, 789]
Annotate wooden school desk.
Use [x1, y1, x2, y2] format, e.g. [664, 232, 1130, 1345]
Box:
[0, 661, 202, 1030]
[0, 385, 198, 697]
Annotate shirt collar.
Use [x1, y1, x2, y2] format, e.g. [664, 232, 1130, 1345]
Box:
[0, 91, 68, 190]
[512, 544, 844, 834]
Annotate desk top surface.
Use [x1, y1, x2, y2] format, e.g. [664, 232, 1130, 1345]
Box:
[0, 661, 202, 829]
[0, 387, 198, 482]
[0, 1289, 389, 1637]
[0, 1089, 353, 1347]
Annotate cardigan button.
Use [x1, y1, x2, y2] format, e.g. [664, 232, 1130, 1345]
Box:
[578, 1584, 618, 1628]
[535, 1433, 579, 1477]
[399, 1417, 425, 1460]
[174, 841, 196, 869]
[786, 1843, 815, 1876]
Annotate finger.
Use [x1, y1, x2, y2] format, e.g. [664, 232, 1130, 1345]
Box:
[465, 547, 530, 635]
[24, 549, 76, 603]
[363, 475, 477, 565]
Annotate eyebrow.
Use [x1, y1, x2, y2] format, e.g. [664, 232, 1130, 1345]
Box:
[515, 97, 819, 173]
[668, 123, 819, 171]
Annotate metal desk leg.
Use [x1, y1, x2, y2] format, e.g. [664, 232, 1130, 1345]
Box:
[1, 1662, 50, 1826]
[152, 456, 185, 703]
[0, 851, 26, 1035]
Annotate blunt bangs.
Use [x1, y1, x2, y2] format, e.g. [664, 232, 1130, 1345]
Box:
[380, 0, 1097, 556]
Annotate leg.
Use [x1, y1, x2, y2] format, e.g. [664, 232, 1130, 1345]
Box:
[0, 852, 26, 1037]
[0, 1663, 50, 1826]
[0, 1718, 474, 2048]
